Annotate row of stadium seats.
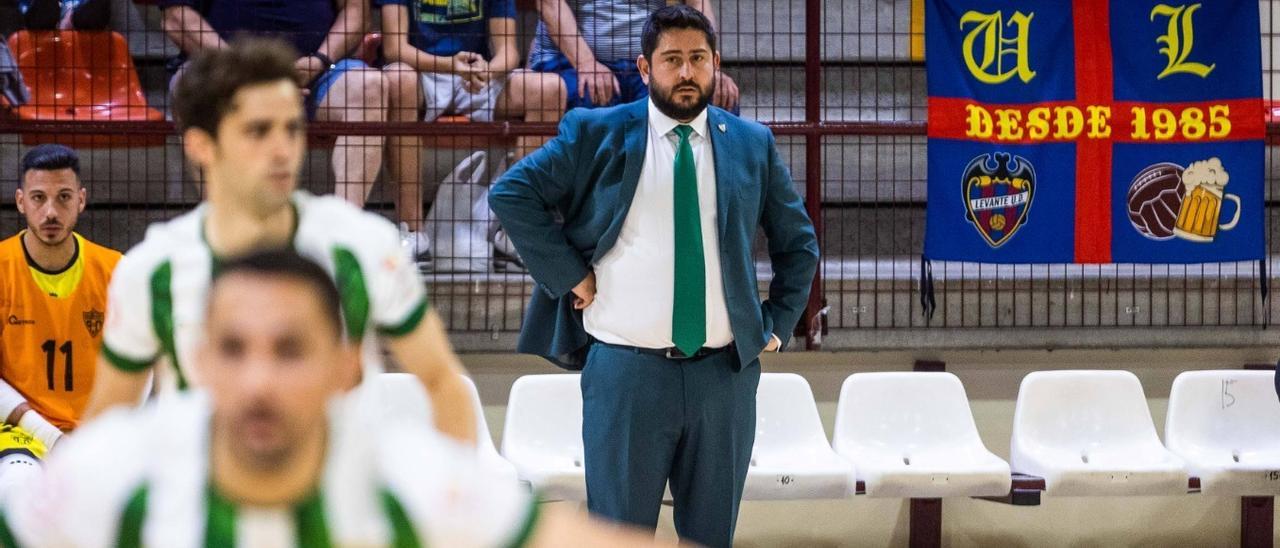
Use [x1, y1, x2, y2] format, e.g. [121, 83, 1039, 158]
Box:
[4, 31, 161, 126]
[2, 30, 410, 145]
[39, 0, 925, 64]
[10, 27, 1278, 141]
[495, 369, 1280, 499]
[374, 369, 1279, 542]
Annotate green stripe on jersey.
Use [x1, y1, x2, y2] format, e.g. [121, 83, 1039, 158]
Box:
[101, 343, 155, 373]
[377, 299, 428, 338]
[0, 509, 21, 548]
[293, 491, 332, 548]
[332, 247, 370, 342]
[116, 485, 148, 548]
[205, 486, 338, 548]
[204, 485, 236, 548]
[112, 482, 420, 548]
[506, 499, 541, 548]
[149, 261, 188, 390]
[379, 489, 422, 548]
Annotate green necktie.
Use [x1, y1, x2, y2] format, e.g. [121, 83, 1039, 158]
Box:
[671, 125, 705, 356]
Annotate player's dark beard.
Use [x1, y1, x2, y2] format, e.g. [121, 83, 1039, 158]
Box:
[33, 220, 70, 246]
[650, 76, 716, 121]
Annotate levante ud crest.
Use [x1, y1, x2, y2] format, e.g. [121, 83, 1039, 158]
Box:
[962, 153, 1036, 248]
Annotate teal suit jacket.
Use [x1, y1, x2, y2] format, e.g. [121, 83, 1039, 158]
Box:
[489, 99, 819, 370]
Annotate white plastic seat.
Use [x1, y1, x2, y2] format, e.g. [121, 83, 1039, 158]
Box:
[1011, 370, 1187, 496]
[832, 372, 1011, 498]
[458, 375, 519, 484]
[746, 373, 856, 500]
[500, 374, 586, 501]
[1165, 370, 1280, 496]
[366, 373, 518, 483]
[361, 372, 433, 426]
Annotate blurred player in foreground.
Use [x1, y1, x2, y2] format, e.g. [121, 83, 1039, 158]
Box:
[81, 38, 476, 444]
[0, 144, 120, 489]
[0, 250, 671, 547]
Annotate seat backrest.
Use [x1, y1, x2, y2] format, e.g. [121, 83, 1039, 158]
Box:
[832, 372, 982, 454]
[457, 375, 502, 452]
[8, 31, 149, 113]
[1012, 370, 1160, 452]
[364, 373, 433, 426]
[500, 374, 583, 457]
[754, 373, 829, 451]
[1166, 370, 1280, 454]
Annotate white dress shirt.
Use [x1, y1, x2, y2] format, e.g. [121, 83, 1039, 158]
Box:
[584, 100, 734, 349]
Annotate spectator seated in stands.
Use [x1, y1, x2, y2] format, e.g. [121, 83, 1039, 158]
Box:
[159, 0, 390, 198]
[17, 0, 110, 31]
[373, 0, 563, 269]
[530, 0, 738, 112]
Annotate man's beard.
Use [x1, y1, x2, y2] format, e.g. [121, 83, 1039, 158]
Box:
[229, 402, 302, 472]
[650, 76, 716, 121]
[31, 221, 71, 247]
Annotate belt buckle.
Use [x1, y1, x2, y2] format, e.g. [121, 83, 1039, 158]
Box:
[665, 347, 687, 360]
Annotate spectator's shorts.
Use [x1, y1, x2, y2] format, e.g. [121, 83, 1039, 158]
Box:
[419, 70, 512, 122]
[307, 58, 368, 119]
[530, 53, 647, 110]
[169, 57, 368, 121]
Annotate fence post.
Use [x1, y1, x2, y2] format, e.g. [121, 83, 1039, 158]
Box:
[800, 0, 825, 350]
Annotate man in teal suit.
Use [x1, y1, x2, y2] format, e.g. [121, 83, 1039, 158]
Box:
[489, 6, 818, 546]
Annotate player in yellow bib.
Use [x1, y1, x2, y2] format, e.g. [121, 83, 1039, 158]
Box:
[0, 144, 121, 491]
[0, 144, 122, 439]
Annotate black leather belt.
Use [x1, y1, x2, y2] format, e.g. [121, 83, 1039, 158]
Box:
[597, 342, 733, 360]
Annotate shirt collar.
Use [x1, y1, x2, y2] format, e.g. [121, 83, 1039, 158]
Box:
[648, 98, 709, 139]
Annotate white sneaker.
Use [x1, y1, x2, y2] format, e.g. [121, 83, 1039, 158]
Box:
[398, 222, 433, 269]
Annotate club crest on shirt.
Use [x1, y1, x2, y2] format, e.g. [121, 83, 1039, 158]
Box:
[83, 308, 104, 338]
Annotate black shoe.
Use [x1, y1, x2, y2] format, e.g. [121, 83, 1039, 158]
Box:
[415, 249, 434, 273]
[493, 248, 525, 273]
[491, 229, 526, 273]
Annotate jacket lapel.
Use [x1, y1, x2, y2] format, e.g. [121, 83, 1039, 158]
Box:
[708, 107, 733, 242]
[595, 101, 648, 261]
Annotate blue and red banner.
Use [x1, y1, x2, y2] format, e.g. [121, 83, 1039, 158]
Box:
[924, 0, 1264, 263]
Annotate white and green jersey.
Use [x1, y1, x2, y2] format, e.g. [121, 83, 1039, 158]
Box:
[2, 388, 538, 547]
[100, 192, 428, 393]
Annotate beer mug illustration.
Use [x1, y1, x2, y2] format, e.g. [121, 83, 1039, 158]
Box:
[1173, 158, 1240, 243]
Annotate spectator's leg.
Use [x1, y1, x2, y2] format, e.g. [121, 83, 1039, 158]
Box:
[531, 54, 591, 110]
[494, 71, 566, 160]
[611, 59, 650, 104]
[66, 0, 110, 30]
[314, 63, 387, 209]
[383, 62, 426, 232]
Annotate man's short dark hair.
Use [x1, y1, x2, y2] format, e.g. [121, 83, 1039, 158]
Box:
[641, 4, 718, 60]
[172, 37, 300, 136]
[211, 250, 344, 337]
[21, 144, 81, 181]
